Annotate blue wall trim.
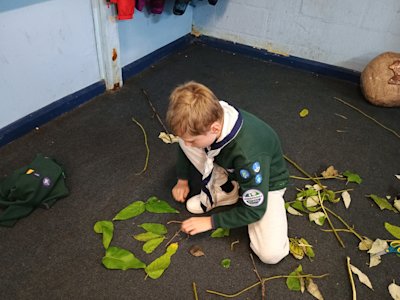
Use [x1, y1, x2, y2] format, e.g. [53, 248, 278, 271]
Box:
[122, 34, 192, 80]
[0, 81, 105, 147]
[1, 33, 361, 148]
[194, 35, 361, 84]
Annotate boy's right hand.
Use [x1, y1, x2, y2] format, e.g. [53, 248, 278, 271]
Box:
[172, 179, 190, 203]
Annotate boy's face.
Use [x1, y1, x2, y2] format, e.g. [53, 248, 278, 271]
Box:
[180, 122, 222, 148]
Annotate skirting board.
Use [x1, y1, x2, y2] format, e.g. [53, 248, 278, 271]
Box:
[0, 33, 361, 148]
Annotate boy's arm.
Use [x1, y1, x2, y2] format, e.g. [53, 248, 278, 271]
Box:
[176, 146, 191, 180]
[212, 155, 272, 229]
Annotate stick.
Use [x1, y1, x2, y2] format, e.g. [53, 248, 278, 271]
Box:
[206, 274, 329, 298]
[284, 155, 324, 189]
[318, 191, 345, 248]
[346, 257, 357, 300]
[141, 88, 172, 142]
[250, 254, 265, 300]
[193, 282, 199, 300]
[333, 97, 400, 140]
[165, 229, 181, 247]
[131, 117, 150, 175]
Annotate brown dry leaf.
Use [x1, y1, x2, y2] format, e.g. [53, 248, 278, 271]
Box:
[358, 238, 373, 251]
[306, 278, 324, 300]
[189, 245, 205, 257]
[350, 264, 374, 290]
[321, 166, 339, 178]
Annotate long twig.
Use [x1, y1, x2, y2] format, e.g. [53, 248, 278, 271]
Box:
[284, 155, 324, 189]
[193, 282, 199, 300]
[165, 229, 182, 247]
[250, 254, 265, 300]
[206, 274, 329, 298]
[346, 257, 357, 300]
[318, 191, 345, 248]
[290, 175, 346, 181]
[333, 97, 400, 140]
[131, 117, 150, 175]
[324, 206, 363, 241]
[141, 88, 172, 142]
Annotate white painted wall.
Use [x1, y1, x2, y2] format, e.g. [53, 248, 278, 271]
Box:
[118, 1, 193, 67]
[0, 0, 101, 129]
[193, 0, 400, 72]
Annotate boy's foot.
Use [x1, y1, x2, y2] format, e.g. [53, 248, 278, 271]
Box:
[186, 181, 239, 214]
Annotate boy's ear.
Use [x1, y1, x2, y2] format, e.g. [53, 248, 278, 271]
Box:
[210, 121, 222, 134]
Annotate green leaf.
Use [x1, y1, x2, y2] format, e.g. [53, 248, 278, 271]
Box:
[145, 243, 179, 279]
[211, 228, 230, 238]
[221, 258, 231, 268]
[286, 265, 303, 291]
[139, 223, 167, 235]
[94, 220, 114, 249]
[133, 232, 162, 242]
[143, 237, 165, 254]
[384, 222, 400, 239]
[296, 188, 317, 200]
[113, 201, 146, 221]
[368, 194, 398, 213]
[299, 108, 309, 118]
[102, 246, 146, 270]
[299, 238, 315, 259]
[291, 200, 308, 213]
[343, 171, 362, 184]
[145, 196, 179, 214]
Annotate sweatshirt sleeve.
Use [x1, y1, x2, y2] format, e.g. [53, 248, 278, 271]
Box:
[176, 146, 192, 180]
[212, 154, 271, 229]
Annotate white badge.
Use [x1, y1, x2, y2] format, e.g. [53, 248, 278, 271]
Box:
[242, 189, 264, 207]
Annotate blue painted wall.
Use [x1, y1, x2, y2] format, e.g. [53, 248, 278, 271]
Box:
[193, 0, 400, 72]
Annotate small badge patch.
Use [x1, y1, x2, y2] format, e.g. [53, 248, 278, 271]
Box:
[42, 177, 51, 187]
[242, 189, 264, 207]
[240, 169, 250, 179]
[255, 174, 263, 185]
[252, 162, 261, 173]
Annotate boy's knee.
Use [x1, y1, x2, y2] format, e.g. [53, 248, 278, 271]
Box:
[251, 243, 289, 264]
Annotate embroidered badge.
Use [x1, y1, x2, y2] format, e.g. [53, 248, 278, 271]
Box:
[42, 177, 51, 187]
[240, 169, 250, 179]
[26, 169, 34, 175]
[252, 162, 261, 173]
[255, 174, 263, 185]
[242, 189, 264, 207]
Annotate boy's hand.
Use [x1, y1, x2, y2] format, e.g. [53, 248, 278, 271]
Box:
[172, 179, 190, 202]
[181, 217, 212, 235]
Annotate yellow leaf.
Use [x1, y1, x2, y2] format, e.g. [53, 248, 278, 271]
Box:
[158, 132, 179, 144]
[389, 282, 400, 300]
[369, 254, 381, 268]
[299, 108, 309, 118]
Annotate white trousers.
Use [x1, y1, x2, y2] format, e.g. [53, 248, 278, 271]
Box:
[248, 188, 289, 264]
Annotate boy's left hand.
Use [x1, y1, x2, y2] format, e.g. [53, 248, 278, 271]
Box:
[181, 217, 212, 235]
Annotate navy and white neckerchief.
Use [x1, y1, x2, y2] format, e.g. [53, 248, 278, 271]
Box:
[178, 101, 243, 211]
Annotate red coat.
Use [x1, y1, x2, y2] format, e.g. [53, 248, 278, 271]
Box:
[110, 0, 135, 20]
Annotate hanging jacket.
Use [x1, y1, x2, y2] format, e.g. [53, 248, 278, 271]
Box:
[110, 0, 135, 20]
[0, 154, 69, 227]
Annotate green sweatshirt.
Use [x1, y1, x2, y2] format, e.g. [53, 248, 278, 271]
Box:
[176, 109, 288, 229]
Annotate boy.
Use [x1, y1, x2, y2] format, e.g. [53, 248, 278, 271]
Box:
[166, 81, 289, 264]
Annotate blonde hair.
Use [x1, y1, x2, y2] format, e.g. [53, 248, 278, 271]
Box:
[166, 81, 223, 136]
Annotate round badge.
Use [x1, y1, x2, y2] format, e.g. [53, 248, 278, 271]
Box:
[240, 169, 250, 179]
[42, 177, 51, 187]
[252, 162, 261, 173]
[242, 189, 264, 207]
[255, 174, 263, 185]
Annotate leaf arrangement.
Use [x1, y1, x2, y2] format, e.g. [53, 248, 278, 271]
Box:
[94, 196, 179, 279]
